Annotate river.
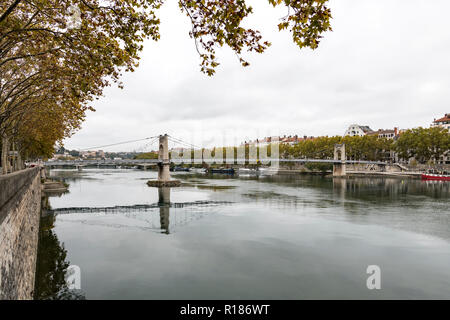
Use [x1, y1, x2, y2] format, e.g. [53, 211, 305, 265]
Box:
[34, 169, 450, 299]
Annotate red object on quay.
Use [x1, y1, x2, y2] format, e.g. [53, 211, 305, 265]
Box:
[421, 174, 450, 181]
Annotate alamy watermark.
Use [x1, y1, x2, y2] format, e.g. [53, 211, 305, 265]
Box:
[169, 136, 280, 169]
[366, 265, 381, 290]
[66, 265, 81, 290]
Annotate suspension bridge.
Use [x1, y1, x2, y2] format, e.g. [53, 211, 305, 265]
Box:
[45, 134, 404, 177]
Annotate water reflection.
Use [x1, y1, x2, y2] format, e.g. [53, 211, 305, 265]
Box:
[35, 197, 86, 300]
[330, 177, 450, 240]
[36, 169, 450, 299]
[158, 187, 170, 234]
[34, 208, 70, 299]
[332, 176, 450, 200]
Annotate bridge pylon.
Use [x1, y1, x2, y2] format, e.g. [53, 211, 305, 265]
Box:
[147, 134, 181, 187]
[158, 134, 170, 181]
[333, 144, 346, 177]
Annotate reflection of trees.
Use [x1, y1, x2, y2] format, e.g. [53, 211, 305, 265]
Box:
[333, 177, 450, 202]
[34, 213, 71, 300]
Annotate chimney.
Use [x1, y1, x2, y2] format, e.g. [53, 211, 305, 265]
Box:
[304, 135, 307, 139]
[394, 127, 398, 135]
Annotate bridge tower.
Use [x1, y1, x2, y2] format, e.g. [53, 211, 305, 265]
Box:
[158, 134, 170, 181]
[147, 134, 180, 187]
[333, 144, 346, 177]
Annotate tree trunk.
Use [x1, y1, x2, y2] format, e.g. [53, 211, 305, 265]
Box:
[11, 141, 17, 172]
[16, 144, 23, 170]
[1, 135, 9, 174]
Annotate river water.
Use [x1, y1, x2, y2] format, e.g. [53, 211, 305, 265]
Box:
[35, 169, 450, 299]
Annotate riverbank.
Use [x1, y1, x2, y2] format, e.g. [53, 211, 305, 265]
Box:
[345, 171, 422, 178]
[0, 167, 41, 300]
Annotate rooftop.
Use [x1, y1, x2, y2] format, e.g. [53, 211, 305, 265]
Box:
[434, 113, 450, 123]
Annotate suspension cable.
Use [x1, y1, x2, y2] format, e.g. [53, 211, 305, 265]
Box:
[133, 136, 160, 153]
[78, 136, 159, 151]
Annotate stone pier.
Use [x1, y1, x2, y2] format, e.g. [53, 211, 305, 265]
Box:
[333, 144, 347, 177]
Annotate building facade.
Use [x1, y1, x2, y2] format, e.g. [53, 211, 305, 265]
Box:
[344, 124, 374, 137]
[366, 128, 399, 140]
[431, 113, 450, 131]
[431, 113, 450, 164]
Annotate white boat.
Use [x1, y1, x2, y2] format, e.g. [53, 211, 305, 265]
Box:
[238, 168, 259, 175]
[237, 167, 278, 175]
[258, 167, 278, 175]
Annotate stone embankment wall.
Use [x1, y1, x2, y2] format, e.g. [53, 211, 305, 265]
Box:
[0, 167, 41, 300]
[277, 162, 404, 173]
[405, 163, 450, 172]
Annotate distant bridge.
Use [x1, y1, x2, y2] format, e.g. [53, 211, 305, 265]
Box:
[46, 134, 403, 177]
[45, 158, 389, 166]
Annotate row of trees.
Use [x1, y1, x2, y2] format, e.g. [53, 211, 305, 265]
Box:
[0, 0, 332, 174]
[395, 127, 450, 164]
[280, 135, 393, 162]
[0, 0, 164, 173]
[279, 127, 449, 164]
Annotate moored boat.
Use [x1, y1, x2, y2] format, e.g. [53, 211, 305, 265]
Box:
[190, 168, 207, 173]
[258, 167, 278, 175]
[170, 166, 190, 172]
[209, 168, 235, 174]
[237, 168, 258, 175]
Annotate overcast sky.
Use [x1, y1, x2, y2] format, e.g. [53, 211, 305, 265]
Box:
[64, 0, 450, 152]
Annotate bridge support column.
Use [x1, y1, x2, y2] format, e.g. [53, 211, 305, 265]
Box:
[147, 134, 180, 187]
[333, 144, 346, 177]
[158, 134, 171, 181]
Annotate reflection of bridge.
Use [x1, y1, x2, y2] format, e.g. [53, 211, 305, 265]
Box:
[46, 191, 232, 235]
[46, 201, 233, 215]
[45, 134, 400, 177]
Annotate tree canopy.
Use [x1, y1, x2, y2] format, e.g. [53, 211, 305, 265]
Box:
[395, 127, 450, 164]
[279, 135, 395, 162]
